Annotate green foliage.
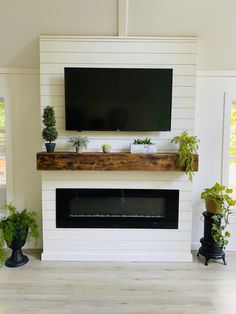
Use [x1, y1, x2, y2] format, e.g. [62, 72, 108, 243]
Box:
[0, 231, 6, 266]
[42, 106, 58, 143]
[171, 130, 199, 181]
[42, 126, 58, 143]
[68, 136, 89, 149]
[133, 138, 153, 145]
[201, 183, 236, 248]
[42, 106, 56, 127]
[0, 203, 40, 266]
[102, 144, 112, 152]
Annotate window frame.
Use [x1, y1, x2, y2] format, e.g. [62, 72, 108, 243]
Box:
[0, 88, 13, 202]
[222, 92, 236, 220]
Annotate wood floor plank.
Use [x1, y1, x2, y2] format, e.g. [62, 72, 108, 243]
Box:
[0, 250, 236, 314]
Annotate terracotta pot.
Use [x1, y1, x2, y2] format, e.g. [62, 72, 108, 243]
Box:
[205, 200, 220, 214]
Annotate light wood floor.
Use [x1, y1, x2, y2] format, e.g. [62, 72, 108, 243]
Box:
[0, 250, 236, 314]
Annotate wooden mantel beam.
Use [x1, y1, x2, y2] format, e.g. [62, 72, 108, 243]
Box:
[36, 152, 198, 172]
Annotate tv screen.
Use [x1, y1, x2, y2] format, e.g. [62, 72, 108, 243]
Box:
[64, 67, 173, 131]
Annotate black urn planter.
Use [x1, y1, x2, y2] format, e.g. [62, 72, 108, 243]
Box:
[197, 211, 226, 266]
[45, 143, 56, 153]
[5, 227, 29, 268]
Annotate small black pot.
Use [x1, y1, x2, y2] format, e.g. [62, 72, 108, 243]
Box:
[45, 143, 56, 153]
[5, 227, 29, 268]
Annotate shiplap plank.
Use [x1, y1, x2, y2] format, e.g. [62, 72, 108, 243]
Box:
[42, 189, 193, 201]
[40, 85, 196, 98]
[43, 239, 190, 251]
[43, 229, 191, 241]
[48, 106, 194, 120]
[43, 208, 191, 222]
[40, 74, 196, 87]
[40, 96, 195, 109]
[40, 63, 196, 76]
[41, 170, 190, 182]
[43, 219, 191, 232]
[51, 117, 194, 130]
[40, 39, 197, 54]
[40, 52, 196, 65]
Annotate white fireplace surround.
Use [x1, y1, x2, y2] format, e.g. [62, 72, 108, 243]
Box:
[40, 36, 197, 261]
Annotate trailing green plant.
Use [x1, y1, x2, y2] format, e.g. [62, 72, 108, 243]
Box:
[68, 136, 89, 149]
[201, 183, 236, 248]
[0, 203, 40, 266]
[133, 138, 153, 145]
[42, 106, 58, 143]
[171, 130, 199, 181]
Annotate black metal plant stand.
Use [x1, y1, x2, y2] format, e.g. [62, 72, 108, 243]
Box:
[197, 211, 226, 266]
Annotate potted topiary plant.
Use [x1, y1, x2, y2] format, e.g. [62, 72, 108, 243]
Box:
[101, 144, 112, 153]
[201, 183, 236, 247]
[171, 130, 199, 181]
[42, 106, 58, 153]
[0, 203, 40, 267]
[130, 138, 157, 154]
[68, 136, 89, 153]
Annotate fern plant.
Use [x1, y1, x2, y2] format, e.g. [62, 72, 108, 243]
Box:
[0, 203, 40, 266]
[171, 130, 199, 181]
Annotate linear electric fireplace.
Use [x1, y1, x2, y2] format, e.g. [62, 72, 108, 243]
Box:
[56, 188, 179, 229]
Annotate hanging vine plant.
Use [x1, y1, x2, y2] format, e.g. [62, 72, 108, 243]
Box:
[171, 130, 199, 181]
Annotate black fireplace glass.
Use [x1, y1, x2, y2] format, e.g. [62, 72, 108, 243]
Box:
[56, 188, 179, 229]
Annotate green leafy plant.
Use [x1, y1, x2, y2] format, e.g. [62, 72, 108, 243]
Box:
[201, 183, 236, 248]
[133, 138, 153, 145]
[171, 130, 199, 181]
[42, 106, 58, 143]
[68, 136, 89, 151]
[102, 143, 112, 153]
[0, 203, 40, 266]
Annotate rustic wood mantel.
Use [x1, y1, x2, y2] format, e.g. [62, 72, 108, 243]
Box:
[36, 152, 198, 172]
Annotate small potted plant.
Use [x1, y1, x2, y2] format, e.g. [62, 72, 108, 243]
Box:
[102, 144, 112, 153]
[42, 106, 58, 152]
[201, 183, 236, 247]
[130, 138, 157, 154]
[0, 203, 40, 267]
[68, 136, 89, 153]
[171, 130, 199, 181]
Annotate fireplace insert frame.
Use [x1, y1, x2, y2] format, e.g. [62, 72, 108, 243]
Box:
[56, 188, 179, 229]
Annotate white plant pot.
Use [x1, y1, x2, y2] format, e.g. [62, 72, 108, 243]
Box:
[130, 144, 157, 154]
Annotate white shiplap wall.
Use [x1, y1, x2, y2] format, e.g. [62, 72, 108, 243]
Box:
[40, 36, 197, 261]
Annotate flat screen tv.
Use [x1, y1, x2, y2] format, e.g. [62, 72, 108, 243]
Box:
[64, 67, 173, 131]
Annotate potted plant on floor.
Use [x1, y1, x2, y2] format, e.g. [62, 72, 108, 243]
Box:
[201, 183, 236, 247]
[0, 203, 40, 267]
[42, 106, 58, 152]
[171, 130, 199, 181]
[68, 136, 89, 153]
[130, 138, 157, 154]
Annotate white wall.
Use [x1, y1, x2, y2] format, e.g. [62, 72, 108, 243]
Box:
[193, 72, 236, 250]
[0, 0, 236, 251]
[0, 69, 42, 248]
[1, 0, 236, 70]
